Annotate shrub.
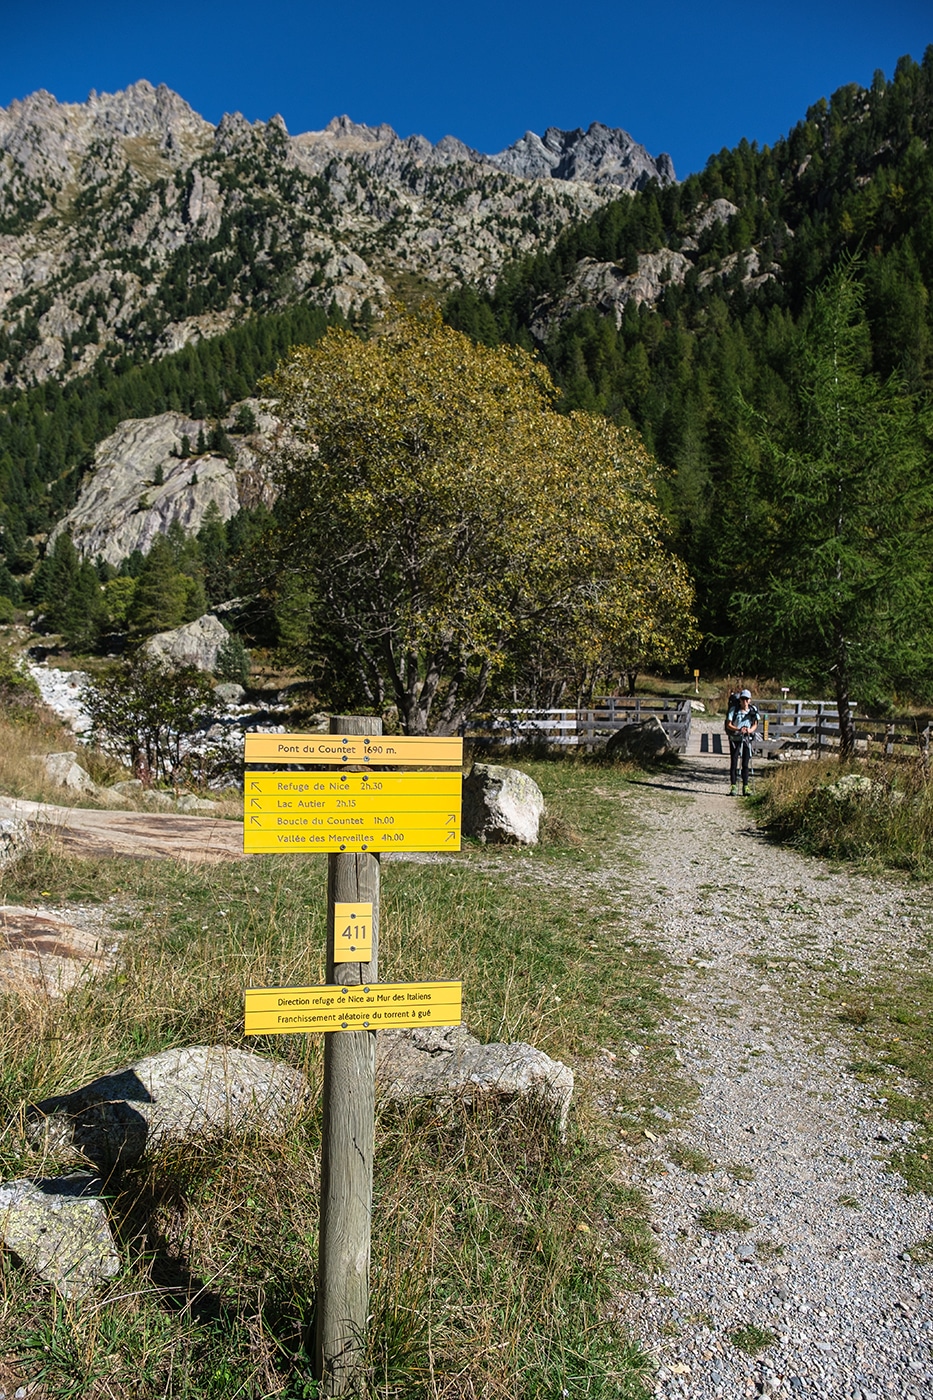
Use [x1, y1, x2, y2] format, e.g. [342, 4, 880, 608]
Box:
[86, 654, 214, 786]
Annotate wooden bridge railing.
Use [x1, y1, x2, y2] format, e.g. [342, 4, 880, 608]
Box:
[467, 697, 693, 753]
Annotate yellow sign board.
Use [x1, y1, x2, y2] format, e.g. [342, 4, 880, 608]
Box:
[244, 734, 463, 767]
[333, 902, 373, 963]
[246, 793, 459, 816]
[246, 772, 461, 797]
[244, 980, 462, 1034]
[244, 820, 460, 854]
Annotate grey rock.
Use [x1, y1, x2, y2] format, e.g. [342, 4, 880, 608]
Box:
[175, 794, 218, 813]
[41, 750, 98, 794]
[0, 1174, 120, 1299]
[213, 681, 246, 705]
[141, 789, 175, 810]
[605, 716, 677, 764]
[142, 613, 229, 672]
[376, 1025, 574, 1135]
[531, 249, 692, 339]
[462, 763, 544, 845]
[109, 779, 143, 796]
[0, 817, 31, 869]
[27, 1045, 310, 1171]
[49, 414, 240, 566]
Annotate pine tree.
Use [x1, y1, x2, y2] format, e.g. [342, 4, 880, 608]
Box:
[729, 263, 933, 755]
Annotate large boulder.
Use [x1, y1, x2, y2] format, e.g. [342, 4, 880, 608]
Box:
[142, 613, 229, 672]
[42, 750, 98, 794]
[376, 1025, 574, 1135]
[605, 717, 677, 764]
[462, 762, 544, 845]
[27, 1045, 310, 1173]
[0, 1174, 120, 1299]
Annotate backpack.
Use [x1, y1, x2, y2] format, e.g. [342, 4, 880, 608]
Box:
[726, 697, 759, 738]
[723, 693, 741, 734]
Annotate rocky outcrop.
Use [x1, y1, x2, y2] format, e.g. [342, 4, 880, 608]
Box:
[48, 413, 240, 566]
[142, 612, 229, 671]
[532, 249, 693, 337]
[462, 763, 545, 845]
[0, 904, 118, 997]
[27, 1045, 310, 1173]
[490, 121, 674, 189]
[377, 1025, 574, 1135]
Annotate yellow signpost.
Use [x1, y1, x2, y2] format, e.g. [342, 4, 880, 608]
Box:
[333, 903, 372, 964]
[245, 980, 462, 1034]
[242, 723, 464, 1393]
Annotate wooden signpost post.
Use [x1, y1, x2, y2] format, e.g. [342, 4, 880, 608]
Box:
[243, 717, 463, 1396]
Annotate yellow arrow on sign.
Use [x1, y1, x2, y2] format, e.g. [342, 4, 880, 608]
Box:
[246, 771, 461, 796]
[245, 793, 461, 817]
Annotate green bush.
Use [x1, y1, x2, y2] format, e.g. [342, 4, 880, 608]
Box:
[86, 654, 214, 785]
[0, 595, 16, 624]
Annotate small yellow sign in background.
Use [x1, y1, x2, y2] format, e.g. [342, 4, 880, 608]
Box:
[245, 980, 462, 1035]
[333, 902, 373, 963]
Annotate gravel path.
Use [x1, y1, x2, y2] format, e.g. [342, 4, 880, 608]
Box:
[616, 727, 933, 1399]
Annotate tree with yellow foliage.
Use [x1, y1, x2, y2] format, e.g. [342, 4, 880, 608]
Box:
[264, 308, 696, 733]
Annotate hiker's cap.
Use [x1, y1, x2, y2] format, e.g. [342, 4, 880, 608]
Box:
[740, 689, 752, 698]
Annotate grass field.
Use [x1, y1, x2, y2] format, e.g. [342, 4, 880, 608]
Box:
[0, 754, 673, 1399]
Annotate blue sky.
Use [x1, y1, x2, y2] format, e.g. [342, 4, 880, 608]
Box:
[1, 1, 929, 177]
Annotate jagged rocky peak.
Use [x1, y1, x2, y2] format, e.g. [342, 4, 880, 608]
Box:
[0, 79, 211, 186]
[490, 120, 675, 189]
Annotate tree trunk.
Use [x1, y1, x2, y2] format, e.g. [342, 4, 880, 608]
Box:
[833, 662, 855, 763]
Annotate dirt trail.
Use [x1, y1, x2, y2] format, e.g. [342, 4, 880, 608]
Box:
[616, 724, 933, 1399]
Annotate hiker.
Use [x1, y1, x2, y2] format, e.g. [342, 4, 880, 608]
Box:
[726, 688, 758, 795]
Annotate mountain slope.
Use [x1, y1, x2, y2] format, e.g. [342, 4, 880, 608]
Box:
[0, 82, 673, 389]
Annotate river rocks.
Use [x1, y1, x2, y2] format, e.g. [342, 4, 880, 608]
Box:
[0, 1175, 121, 1299]
[27, 1045, 310, 1172]
[142, 612, 229, 671]
[376, 1025, 575, 1134]
[605, 716, 677, 764]
[28, 664, 92, 732]
[462, 762, 545, 845]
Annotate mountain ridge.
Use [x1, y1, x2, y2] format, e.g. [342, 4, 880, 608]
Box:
[0, 80, 673, 390]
